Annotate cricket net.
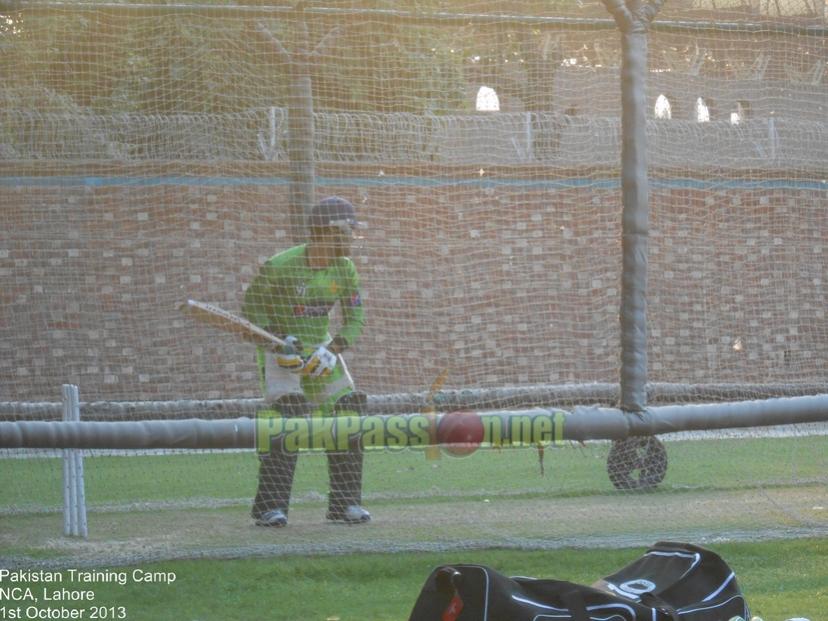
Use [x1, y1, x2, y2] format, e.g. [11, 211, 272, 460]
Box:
[1, 0, 827, 567]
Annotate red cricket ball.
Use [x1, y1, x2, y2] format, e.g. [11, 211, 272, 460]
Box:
[437, 411, 484, 457]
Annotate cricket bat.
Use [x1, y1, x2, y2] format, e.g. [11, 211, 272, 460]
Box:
[179, 299, 286, 351]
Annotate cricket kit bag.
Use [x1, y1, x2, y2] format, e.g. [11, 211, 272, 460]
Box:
[408, 541, 750, 621]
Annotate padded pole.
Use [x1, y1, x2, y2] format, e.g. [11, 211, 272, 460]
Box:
[288, 13, 316, 242]
[602, 0, 665, 412]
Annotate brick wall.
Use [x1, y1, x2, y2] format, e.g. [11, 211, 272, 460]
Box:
[2, 173, 825, 402]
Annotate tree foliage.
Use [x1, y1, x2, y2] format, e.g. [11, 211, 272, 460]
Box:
[0, 3, 580, 115]
[4, 1, 818, 115]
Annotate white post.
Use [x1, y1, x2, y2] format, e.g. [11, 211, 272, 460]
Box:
[62, 443, 72, 536]
[74, 449, 88, 538]
[61, 384, 88, 538]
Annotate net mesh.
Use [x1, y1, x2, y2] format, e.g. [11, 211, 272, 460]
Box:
[1, 0, 827, 567]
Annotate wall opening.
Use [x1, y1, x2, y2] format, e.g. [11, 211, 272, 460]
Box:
[654, 94, 672, 119]
[696, 97, 711, 122]
[475, 86, 500, 112]
[730, 100, 752, 125]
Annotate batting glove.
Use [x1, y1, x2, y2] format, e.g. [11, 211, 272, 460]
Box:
[302, 345, 337, 378]
[274, 336, 305, 373]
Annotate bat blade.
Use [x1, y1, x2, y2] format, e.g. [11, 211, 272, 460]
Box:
[179, 299, 285, 351]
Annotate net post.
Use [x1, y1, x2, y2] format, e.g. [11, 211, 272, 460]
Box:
[602, 0, 664, 413]
[287, 11, 316, 241]
[61, 384, 88, 538]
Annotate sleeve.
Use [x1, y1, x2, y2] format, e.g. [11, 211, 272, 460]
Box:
[241, 261, 280, 333]
[334, 259, 365, 350]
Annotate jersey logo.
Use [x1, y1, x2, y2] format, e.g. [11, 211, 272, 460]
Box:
[346, 292, 362, 307]
[293, 301, 334, 318]
[295, 283, 307, 297]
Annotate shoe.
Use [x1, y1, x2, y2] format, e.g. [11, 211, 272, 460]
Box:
[254, 509, 288, 527]
[326, 505, 371, 524]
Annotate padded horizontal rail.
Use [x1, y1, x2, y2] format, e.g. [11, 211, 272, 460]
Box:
[2, 395, 827, 449]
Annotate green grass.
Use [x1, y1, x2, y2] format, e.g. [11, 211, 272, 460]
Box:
[3, 435, 826, 510]
[7, 539, 827, 620]
[2, 434, 825, 613]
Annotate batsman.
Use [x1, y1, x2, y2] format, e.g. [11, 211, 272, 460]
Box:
[242, 196, 370, 527]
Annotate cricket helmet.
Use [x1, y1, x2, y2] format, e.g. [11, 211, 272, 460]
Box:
[308, 196, 364, 235]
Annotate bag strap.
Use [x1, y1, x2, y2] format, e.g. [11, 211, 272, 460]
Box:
[434, 568, 465, 621]
[434, 567, 463, 595]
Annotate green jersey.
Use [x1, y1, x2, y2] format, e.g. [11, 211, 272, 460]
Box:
[242, 244, 365, 353]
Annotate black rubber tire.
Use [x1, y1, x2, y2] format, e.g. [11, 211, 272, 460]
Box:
[607, 436, 668, 491]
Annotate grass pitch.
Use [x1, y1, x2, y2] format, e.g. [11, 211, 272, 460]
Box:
[3, 435, 826, 509]
[1, 434, 826, 569]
